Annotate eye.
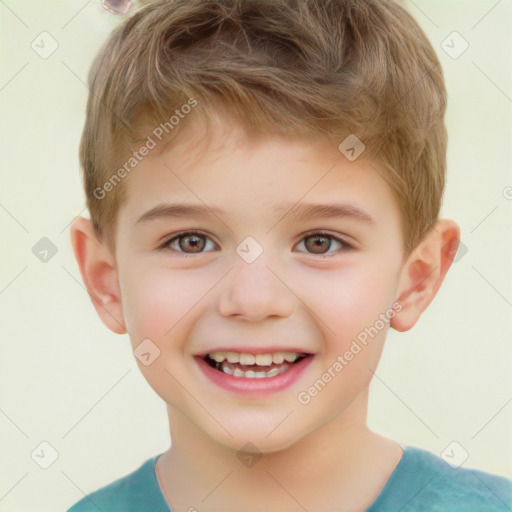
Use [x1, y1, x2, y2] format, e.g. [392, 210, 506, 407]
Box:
[158, 231, 352, 256]
[161, 232, 217, 254]
[295, 232, 350, 256]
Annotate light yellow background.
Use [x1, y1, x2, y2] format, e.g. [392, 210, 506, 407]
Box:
[0, 1, 511, 511]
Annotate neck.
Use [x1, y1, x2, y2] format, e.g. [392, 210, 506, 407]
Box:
[156, 389, 402, 512]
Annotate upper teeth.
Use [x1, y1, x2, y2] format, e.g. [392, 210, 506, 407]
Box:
[208, 351, 301, 366]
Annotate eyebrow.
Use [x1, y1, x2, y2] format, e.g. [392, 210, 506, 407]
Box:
[275, 202, 374, 224]
[135, 201, 374, 225]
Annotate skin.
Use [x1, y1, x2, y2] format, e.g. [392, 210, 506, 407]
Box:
[71, 114, 460, 511]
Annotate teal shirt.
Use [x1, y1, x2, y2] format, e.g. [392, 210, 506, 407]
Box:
[67, 446, 512, 511]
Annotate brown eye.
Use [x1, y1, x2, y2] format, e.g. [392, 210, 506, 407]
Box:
[165, 232, 216, 254]
[304, 235, 332, 254]
[296, 233, 348, 256]
[178, 234, 205, 252]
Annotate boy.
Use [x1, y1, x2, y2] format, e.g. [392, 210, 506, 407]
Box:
[67, 0, 512, 510]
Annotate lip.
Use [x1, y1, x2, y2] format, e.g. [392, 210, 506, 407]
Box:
[196, 347, 311, 356]
[195, 353, 314, 396]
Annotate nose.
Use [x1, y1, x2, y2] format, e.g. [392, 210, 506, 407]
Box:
[218, 257, 295, 322]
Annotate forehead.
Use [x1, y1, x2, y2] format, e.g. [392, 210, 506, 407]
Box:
[119, 115, 400, 229]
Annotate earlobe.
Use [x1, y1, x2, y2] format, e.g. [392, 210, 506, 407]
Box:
[70, 217, 127, 335]
[391, 219, 460, 332]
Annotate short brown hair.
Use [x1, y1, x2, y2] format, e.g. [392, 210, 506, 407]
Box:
[80, 0, 447, 252]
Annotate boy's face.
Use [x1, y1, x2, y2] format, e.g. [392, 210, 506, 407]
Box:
[110, 118, 407, 452]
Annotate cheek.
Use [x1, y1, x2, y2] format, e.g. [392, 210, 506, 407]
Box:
[118, 261, 207, 406]
[300, 264, 398, 348]
[296, 260, 401, 408]
[119, 261, 224, 346]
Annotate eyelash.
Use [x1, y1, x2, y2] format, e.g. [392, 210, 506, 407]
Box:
[157, 230, 353, 257]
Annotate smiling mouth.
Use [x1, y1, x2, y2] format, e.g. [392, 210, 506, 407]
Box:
[203, 351, 309, 379]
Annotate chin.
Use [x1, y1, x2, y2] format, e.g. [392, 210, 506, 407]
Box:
[204, 416, 315, 455]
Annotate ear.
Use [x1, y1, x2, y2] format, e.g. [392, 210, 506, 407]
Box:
[69, 217, 127, 334]
[391, 219, 460, 332]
